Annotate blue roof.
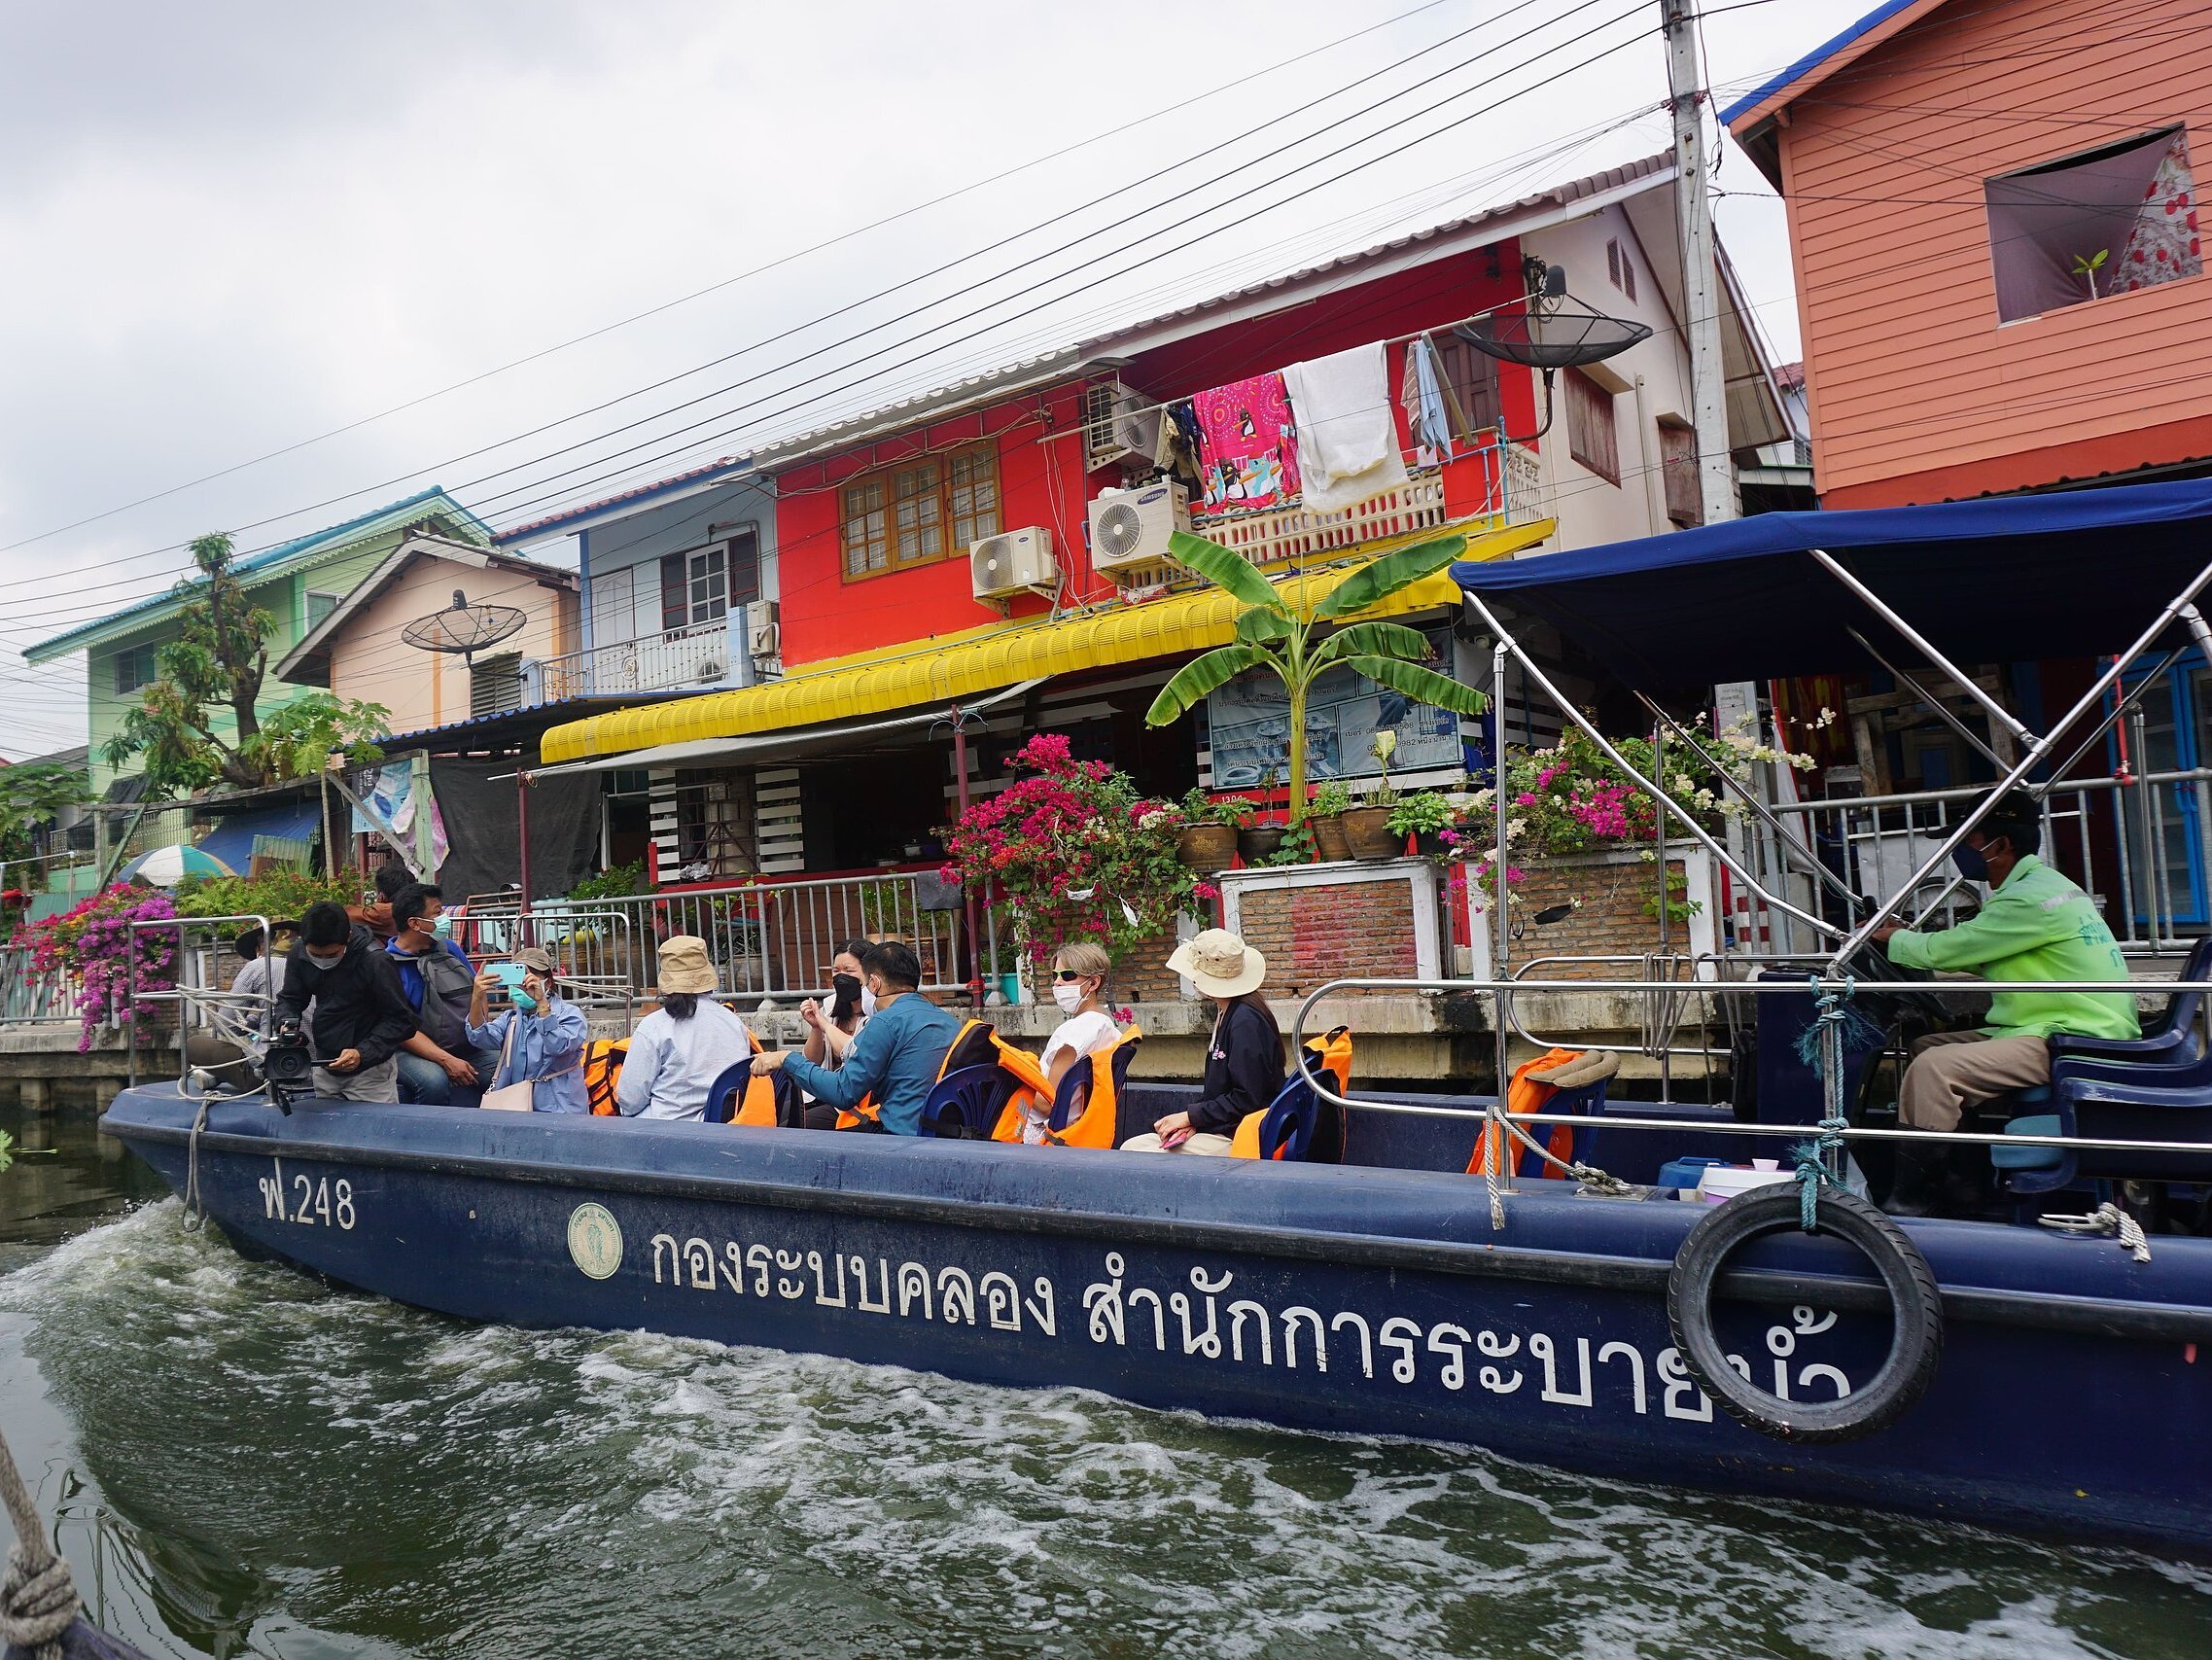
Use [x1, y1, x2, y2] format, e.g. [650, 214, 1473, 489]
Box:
[1719, 0, 1933, 126]
[26, 486, 492, 661]
[1453, 477, 2212, 690]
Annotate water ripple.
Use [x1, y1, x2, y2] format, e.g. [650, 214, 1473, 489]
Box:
[3, 1200, 2209, 1659]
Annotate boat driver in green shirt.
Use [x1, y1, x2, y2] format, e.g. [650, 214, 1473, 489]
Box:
[1872, 789, 2137, 1212]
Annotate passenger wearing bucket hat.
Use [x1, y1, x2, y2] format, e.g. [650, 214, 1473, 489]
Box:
[615, 936, 757, 1121]
[466, 945, 590, 1113]
[1122, 930, 1284, 1155]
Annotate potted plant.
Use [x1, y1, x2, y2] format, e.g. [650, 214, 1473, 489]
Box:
[1144, 529, 1487, 823]
[1238, 768, 1286, 865]
[1262, 819, 1317, 866]
[1341, 730, 1403, 860]
[1387, 790, 1459, 859]
[1176, 788, 1249, 871]
[1306, 779, 1353, 862]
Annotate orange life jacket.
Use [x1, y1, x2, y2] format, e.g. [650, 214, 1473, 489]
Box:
[1231, 1026, 1353, 1160]
[1041, 1024, 1142, 1148]
[1465, 1047, 1583, 1179]
[834, 1012, 990, 1131]
[730, 1027, 782, 1126]
[584, 1039, 630, 1116]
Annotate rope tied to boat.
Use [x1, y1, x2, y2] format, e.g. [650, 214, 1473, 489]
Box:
[2038, 1202, 2153, 1263]
[0, 1421, 78, 1660]
[180, 1094, 212, 1233]
[1791, 977, 1878, 1231]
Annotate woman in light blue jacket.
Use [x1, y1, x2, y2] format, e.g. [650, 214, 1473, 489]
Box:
[464, 946, 590, 1113]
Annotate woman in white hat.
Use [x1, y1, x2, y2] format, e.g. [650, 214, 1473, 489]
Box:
[614, 936, 757, 1121]
[1121, 929, 1285, 1154]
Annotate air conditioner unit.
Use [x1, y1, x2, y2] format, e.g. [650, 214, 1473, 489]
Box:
[747, 600, 780, 659]
[1082, 379, 1162, 472]
[1089, 481, 1191, 576]
[970, 526, 1058, 601]
[694, 658, 725, 684]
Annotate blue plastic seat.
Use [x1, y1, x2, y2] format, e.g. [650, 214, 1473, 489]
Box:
[1990, 1113, 2065, 1172]
[1505, 1077, 1615, 1180]
[1046, 1038, 1140, 1137]
[702, 1061, 753, 1124]
[2000, 1071, 2212, 1194]
[920, 1063, 1021, 1139]
[1250, 1068, 1347, 1163]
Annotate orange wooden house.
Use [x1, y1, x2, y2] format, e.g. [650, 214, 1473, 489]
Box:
[1725, 0, 2210, 510]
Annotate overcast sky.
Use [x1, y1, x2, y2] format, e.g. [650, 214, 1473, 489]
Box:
[0, 0, 1874, 759]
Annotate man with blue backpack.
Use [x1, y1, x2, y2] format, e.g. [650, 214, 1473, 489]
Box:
[386, 882, 500, 1107]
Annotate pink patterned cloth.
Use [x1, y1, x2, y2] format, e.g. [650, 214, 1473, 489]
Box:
[1190, 372, 1300, 512]
[2117, 133, 2202, 294]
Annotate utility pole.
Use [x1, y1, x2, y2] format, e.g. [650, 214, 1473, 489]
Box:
[1663, 0, 1736, 529]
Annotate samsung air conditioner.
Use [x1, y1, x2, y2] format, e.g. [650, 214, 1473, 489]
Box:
[970, 526, 1058, 601]
[746, 600, 780, 659]
[1088, 481, 1191, 576]
[1082, 380, 1162, 472]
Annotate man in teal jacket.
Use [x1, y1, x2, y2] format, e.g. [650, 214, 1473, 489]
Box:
[1875, 790, 2137, 1150]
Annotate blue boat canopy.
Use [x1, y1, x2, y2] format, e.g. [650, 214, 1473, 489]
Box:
[1451, 477, 2212, 690]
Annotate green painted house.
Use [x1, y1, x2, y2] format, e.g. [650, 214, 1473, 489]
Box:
[25, 488, 491, 795]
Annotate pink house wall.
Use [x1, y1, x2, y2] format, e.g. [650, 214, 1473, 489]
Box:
[329, 557, 576, 733]
[1759, 0, 2212, 507]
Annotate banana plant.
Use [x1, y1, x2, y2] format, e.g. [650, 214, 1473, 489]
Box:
[1144, 529, 1487, 817]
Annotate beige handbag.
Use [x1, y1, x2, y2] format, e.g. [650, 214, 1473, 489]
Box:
[479, 1013, 578, 1113]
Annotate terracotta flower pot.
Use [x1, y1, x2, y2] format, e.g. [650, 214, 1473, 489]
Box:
[1341, 805, 1400, 861]
[1178, 823, 1239, 871]
[1238, 825, 1286, 865]
[1309, 813, 1352, 863]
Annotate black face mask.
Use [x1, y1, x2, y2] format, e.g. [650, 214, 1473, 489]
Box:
[830, 973, 863, 1021]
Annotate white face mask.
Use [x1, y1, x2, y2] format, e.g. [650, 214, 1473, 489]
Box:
[301, 951, 344, 973]
[859, 982, 878, 1018]
[1052, 980, 1087, 1014]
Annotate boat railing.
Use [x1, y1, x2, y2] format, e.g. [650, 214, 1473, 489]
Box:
[1738, 769, 2212, 961]
[1290, 971, 2212, 1174]
[119, 914, 274, 1091]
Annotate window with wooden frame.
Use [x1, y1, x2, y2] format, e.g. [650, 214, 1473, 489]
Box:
[1563, 369, 1620, 486]
[839, 443, 1001, 580]
[1427, 332, 1503, 441]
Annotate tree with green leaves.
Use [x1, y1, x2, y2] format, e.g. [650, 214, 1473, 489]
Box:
[103, 534, 390, 796]
[0, 760, 92, 865]
[1145, 530, 1487, 815]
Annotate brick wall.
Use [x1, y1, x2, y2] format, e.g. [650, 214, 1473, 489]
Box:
[1508, 851, 1690, 978]
[1236, 873, 1420, 998]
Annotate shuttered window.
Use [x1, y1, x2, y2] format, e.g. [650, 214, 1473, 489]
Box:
[471, 653, 523, 718]
[1564, 369, 1620, 486]
[1659, 420, 1702, 527]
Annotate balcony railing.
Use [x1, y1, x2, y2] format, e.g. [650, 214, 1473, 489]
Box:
[536, 618, 735, 702]
[1188, 430, 1545, 568]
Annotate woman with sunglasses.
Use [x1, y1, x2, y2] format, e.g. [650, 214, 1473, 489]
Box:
[1018, 942, 1121, 1144]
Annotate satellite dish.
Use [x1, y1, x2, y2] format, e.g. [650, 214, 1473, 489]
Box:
[1455, 265, 1654, 441]
[401, 587, 528, 663]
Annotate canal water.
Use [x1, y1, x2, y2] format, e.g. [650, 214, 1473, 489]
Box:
[3, 1103, 2209, 1660]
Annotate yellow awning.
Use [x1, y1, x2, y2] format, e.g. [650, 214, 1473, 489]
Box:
[539, 517, 1555, 764]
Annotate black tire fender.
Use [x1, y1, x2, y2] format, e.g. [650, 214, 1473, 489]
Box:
[1666, 1183, 1944, 1443]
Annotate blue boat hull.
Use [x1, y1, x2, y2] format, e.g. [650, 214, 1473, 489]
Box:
[101, 1085, 2212, 1558]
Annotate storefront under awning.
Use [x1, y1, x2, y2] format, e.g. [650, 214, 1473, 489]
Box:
[538, 519, 1554, 765]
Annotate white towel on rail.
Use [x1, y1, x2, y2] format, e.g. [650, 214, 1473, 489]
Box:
[1282, 342, 1408, 513]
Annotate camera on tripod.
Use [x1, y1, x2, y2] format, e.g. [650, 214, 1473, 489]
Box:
[262, 1016, 315, 1112]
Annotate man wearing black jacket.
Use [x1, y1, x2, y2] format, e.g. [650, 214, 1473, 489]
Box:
[276, 901, 418, 1103]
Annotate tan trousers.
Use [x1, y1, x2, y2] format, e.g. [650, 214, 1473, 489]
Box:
[1120, 1132, 1235, 1155]
[1897, 1031, 2049, 1132]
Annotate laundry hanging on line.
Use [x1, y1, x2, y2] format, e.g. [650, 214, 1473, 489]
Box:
[1400, 335, 1465, 466]
[1282, 341, 1407, 513]
[1190, 371, 1300, 512]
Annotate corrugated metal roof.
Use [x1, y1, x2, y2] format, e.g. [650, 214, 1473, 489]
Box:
[494, 455, 758, 546]
[25, 485, 493, 662]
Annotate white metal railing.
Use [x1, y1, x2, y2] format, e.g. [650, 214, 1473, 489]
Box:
[455, 869, 968, 1005]
[536, 618, 734, 701]
[1188, 431, 1541, 568]
[1733, 771, 2212, 962]
[0, 945, 85, 1025]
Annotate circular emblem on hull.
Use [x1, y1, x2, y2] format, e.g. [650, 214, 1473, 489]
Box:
[567, 1202, 623, 1280]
